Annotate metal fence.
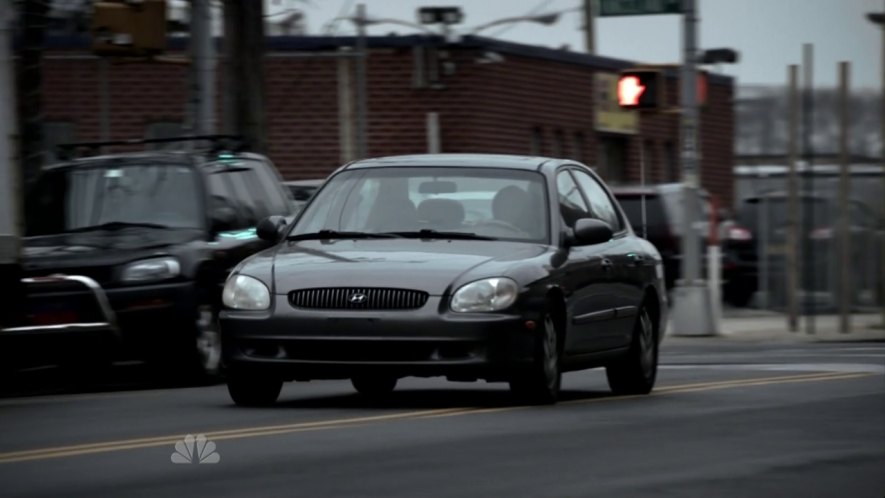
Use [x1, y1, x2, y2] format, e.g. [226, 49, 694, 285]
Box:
[733, 164, 884, 313]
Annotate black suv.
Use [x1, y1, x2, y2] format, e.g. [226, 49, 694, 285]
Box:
[13, 137, 294, 377]
[611, 183, 711, 291]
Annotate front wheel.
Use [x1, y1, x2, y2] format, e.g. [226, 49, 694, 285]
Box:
[606, 307, 657, 395]
[227, 373, 283, 406]
[509, 311, 561, 405]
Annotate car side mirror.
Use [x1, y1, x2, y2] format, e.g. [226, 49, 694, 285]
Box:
[210, 206, 237, 234]
[572, 218, 613, 246]
[257, 215, 287, 242]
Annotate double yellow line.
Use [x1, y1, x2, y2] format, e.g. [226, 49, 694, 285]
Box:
[0, 370, 871, 464]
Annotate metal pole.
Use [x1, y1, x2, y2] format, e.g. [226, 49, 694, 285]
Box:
[191, 0, 215, 136]
[0, 0, 20, 257]
[337, 47, 356, 163]
[671, 0, 716, 336]
[880, 2, 885, 326]
[99, 57, 110, 151]
[640, 141, 647, 239]
[426, 112, 441, 153]
[354, 3, 369, 159]
[838, 61, 851, 333]
[0, 0, 24, 328]
[583, 0, 595, 54]
[758, 172, 769, 310]
[786, 64, 800, 331]
[802, 43, 815, 334]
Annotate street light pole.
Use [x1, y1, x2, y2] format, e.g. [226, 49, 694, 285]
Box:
[671, 0, 716, 336]
[355, 3, 368, 159]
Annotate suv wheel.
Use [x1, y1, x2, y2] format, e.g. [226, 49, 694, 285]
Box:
[194, 304, 222, 376]
[606, 307, 657, 395]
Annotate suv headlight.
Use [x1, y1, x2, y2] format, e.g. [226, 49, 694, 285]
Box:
[223, 274, 270, 310]
[450, 277, 518, 313]
[120, 257, 181, 283]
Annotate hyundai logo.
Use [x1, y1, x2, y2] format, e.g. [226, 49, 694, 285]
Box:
[349, 292, 368, 304]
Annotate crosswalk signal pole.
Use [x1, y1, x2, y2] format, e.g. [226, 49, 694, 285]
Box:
[670, 0, 717, 336]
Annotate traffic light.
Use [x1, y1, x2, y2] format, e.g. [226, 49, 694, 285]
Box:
[617, 69, 664, 110]
[92, 0, 167, 57]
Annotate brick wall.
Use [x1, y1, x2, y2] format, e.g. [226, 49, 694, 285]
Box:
[41, 36, 734, 206]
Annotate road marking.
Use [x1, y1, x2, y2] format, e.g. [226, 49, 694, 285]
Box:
[0, 371, 874, 464]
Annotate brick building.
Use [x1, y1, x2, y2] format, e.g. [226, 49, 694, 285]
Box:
[40, 35, 735, 205]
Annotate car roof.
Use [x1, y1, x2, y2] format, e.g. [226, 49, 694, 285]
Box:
[610, 183, 711, 197]
[42, 150, 270, 172]
[343, 153, 561, 172]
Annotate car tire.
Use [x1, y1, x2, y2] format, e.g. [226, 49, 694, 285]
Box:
[227, 373, 283, 406]
[164, 303, 223, 384]
[605, 306, 657, 395]
[351, 375, 398, 397]
[509, 311, 561, 405]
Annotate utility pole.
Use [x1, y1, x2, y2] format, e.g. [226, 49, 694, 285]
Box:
[354, 3, 369, 159]
[838, 61, 851, 334]
[802, 43, 815, 334]
[583, 0, 596, 54]
[0, 0, 23, 328]
[223, 0, 267, 152]
[786, 64, 800, 332]
[189, 0, 216, 137]
[671, 0, 716, 336]
[16, 0, 48, 186]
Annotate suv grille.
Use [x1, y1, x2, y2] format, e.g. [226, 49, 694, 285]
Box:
[289, 288, 429, 310]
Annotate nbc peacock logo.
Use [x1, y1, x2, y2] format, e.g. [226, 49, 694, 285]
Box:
[171, 434, 221, 464]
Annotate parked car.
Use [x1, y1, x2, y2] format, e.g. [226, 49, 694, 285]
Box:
[721, 192, 883, 308]
[14, 137, 295, 377]
[283, 179, 324, 213]
[220, 153, 667, 406]
[610, 183, 711, 291]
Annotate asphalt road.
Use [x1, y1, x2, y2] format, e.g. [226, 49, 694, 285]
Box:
[1, 339, 883, 498]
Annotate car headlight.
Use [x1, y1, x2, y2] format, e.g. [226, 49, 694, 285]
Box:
[450, 277, 519, 313]
[120, 257, 181, 283]
[222, 274, 271, 310]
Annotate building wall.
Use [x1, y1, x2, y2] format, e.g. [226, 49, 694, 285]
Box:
[41, 37, 734, 206]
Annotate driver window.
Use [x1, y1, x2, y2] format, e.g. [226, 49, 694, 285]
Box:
[570, 169, 622, 232]
[556, 171, 591, 229]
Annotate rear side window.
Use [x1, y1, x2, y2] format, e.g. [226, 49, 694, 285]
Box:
[206, 158, 291, 226]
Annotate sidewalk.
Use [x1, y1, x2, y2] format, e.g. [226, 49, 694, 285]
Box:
[667, 309, 885, 342]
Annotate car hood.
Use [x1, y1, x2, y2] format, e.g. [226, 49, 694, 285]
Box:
[22, 228, 203, 270]
[267, 239, 551, 295]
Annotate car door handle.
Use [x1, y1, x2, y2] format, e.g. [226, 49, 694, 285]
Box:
[601, 258, 614, 271]
[627, 254, 644, 266]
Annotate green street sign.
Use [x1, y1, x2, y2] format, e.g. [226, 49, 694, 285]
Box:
[598, 0, 683, 17]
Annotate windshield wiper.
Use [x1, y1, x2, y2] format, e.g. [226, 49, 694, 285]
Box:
[286, 229, 399, 241]
[65, 221, 171, 233]
[385, 229, 496, 240]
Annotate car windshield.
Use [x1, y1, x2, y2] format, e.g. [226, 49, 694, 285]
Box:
[25, 162, 203, 236]
[290, 167, 549, 243]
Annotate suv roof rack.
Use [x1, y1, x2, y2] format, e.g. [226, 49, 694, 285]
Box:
[56, 135, 248, 160]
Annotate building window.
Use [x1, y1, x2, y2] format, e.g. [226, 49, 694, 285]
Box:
[530, 126, 543, 155]
[641, 140, 655, 182]
[572, 131, 585, 163]
[43, 122, 77, 164]
[552, 129, 565, 158]
[145, 122, 184, 150]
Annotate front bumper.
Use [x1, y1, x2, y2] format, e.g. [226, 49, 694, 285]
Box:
[221, 296, 543, 381]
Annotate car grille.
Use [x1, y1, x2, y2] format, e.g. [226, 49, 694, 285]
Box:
[288, 287, 429, 310]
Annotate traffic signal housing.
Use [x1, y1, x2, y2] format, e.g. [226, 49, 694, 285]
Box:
[92, 0, 167, 57]
[617, 69, 664, 111]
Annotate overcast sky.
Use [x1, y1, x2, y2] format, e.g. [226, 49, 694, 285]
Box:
[271, 0, 882, 89]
